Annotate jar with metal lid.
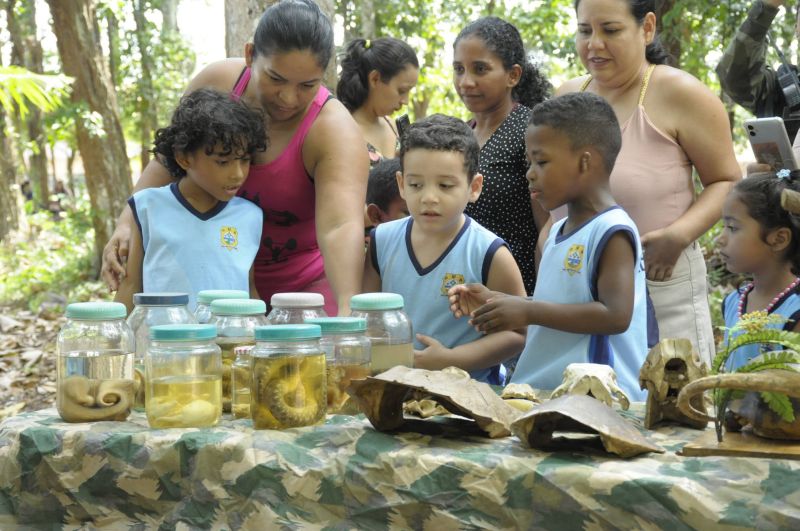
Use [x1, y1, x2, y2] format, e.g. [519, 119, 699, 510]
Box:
[127, 292, 195, 410]
[266, 292, 327, 324]
[194, 290, 249, 324]
[350, 293, 413, 374]
[231, 345, 253, 419]
[145, 324, 222, 428]
[305, 317, 370, 414]
[57, 302, 135, 422]
[251, 324, 326, 429]
[209, 298, 267, 412]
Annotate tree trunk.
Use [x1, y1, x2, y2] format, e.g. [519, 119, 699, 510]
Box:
[160, 0, 179, 36]
[133, 0, 157, 171]
[106, 10, 121, 87]
[224, 0, 337, 90]
[0, 101, 20, 241]
[47, 0, 132, 268]
[360, 0, 375, 41]
[7, 0, 49, 207]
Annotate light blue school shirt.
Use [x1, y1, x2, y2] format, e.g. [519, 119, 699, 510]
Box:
[511, 206, 653, 400]
[130, 182, 262, 310]
[371, 216, 507, 384]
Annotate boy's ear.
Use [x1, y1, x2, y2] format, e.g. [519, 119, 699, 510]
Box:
[468, 173, 484, 202]
[395, 170, 406, 200]
[579, 152, 591, 174]
[366, 203, 384, 225]
[768, 226, 792, 253]
[174, 150, 192, 171]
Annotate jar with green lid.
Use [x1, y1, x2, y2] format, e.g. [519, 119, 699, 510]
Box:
[305, 317, 370, 414]
[350, 293, 413, 374]
[266, 292, 327, 324]
[195, 290, 249, 324]
[127, 292, 195, 410]
[231, 345, 253, 419]
[57, 302, 135, 422]
[251, 324, 326, 429]
[209, 298, 267, 412]
[146, 324, 222, 428]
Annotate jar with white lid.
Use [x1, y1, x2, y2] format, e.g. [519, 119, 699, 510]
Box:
[266, 292, 327, 324]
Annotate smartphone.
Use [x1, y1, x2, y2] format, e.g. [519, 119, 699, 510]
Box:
[745, 117, 799, 171]
[395, 114, 410, 139]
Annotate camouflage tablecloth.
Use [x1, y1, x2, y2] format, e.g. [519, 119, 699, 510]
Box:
[1, 405, 799, 530]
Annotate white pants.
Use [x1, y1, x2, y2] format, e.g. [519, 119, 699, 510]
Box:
[647, 241, 715, 366]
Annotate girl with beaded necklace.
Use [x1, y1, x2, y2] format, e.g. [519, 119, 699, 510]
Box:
[718, 169, 800, 370]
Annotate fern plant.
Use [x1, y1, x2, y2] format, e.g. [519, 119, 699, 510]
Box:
[714, 311, 800, 435]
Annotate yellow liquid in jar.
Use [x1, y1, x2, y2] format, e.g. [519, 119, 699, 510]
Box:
[133, 363, 145, 411]
[147, 374, 222, 428]
[326, 361, 370, 414]
[252, 353, 326, 429]
[231, 364, 251, 419]
[217, 339, 254, 413]
[57, 351, 135, 422]
[369, 342, 414, 374]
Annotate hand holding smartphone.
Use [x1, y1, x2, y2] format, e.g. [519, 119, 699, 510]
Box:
[745, 117, 798, 171]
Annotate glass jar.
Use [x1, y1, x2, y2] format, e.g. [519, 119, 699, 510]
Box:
[145, 324, 222, 428]
[266, 292, 327, 324]
[305, 317, 370, 414]
[209, 298, 267, 412]
[194, 290, 249, 324]
[350, 293, 413, 374]
[251, 324, 326, 429]
[231, 345, 253, 419]
[127, 292, 195, 410]
[56, 302, 135, 423]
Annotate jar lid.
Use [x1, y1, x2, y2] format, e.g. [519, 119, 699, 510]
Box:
[197, 289, 249, 304]
[210, 298, 267, 316]
[133, 292, 189, 306]
[150, 324, 217, 340]
[350, 292, 404, 311]
[304, 317, 366, 333]
[65, 301, 127, 320]
[255, 324, 321, 341]
[270, 292, 324, 308]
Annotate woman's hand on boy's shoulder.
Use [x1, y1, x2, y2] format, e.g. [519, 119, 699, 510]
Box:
[469, 295, 530, 335]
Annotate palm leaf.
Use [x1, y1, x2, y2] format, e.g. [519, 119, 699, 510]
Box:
[760, 392, 796, 423]
[0, 66, 71, 117]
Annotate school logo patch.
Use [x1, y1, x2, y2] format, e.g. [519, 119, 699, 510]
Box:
[563, 244, 584, 275]
[441, 273, 465, 295]
[220, 226, 239, 251]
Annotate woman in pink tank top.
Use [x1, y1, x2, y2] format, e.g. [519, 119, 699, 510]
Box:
[100, 0, 368, 316]
[553, 0, 741, 365]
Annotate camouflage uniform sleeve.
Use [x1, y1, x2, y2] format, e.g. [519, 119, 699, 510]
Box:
[716, 0, 781, 115]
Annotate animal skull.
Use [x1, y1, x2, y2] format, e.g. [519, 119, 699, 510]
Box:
[550, 363, 630, 410]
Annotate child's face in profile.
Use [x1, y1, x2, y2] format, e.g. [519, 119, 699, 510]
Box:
[718, 191, 774, 275]
[178, 142, 251, 207]
[525, 124, 581, 211]
[397, 148, 481, 234]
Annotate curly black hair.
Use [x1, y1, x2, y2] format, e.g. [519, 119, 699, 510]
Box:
[398, 114, 479, 180]
[367, 157, 402, 210]
[152, 88, 267, 178]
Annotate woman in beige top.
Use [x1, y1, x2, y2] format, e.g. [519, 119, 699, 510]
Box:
[556, 0, 740, 364]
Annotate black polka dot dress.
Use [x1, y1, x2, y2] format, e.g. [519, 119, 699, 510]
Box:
[466, 104, 538, 294]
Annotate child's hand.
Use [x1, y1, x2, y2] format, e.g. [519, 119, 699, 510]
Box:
[413, 333, 452, 370]
[448, 283, 496, 318]
[470, 296, 530, 334]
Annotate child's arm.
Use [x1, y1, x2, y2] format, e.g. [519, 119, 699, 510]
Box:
[362, 235, 381, 292]
[248, 264, 261, 301]
[113, 223, 144, 315]
[470, 231, 636, 336]
[415, 246, 527, 371]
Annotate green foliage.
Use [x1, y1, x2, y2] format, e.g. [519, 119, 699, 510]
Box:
[0, 195, 97, 310]
[0, 66, 71, 118]
[760, 391, 795, 423]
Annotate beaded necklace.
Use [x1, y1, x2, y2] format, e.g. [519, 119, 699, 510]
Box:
[737, 277, 800, 318]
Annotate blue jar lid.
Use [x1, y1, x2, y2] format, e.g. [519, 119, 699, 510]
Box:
[305, 317, 366, 333]
[210, 298, 267, 316]
[66, 302, 127, 320]
[133, 292, 189, 306]
[255, 324, 321, 341]
[350, 292, 404, 311]
[197, 289, 249, 304]
[150, 324, 217, 341]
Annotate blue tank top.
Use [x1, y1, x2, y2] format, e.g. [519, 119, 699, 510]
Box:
[131, 183, 263, 310]
[511, 206, 652, 400]
[372, 216, 506, 384]
[721, 284, 800, 370]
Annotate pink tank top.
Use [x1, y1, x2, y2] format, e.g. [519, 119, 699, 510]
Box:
[231, 68, 330, 300]
[582, 65, 693, 235]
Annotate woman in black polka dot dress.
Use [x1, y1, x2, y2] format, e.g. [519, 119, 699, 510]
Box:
[453, 17, 551, 294]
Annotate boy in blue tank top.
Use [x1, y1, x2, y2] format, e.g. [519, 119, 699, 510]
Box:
[362, 114, 527, 385]
[449, 93, 656, 399]
[115, 89, 265, 312]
